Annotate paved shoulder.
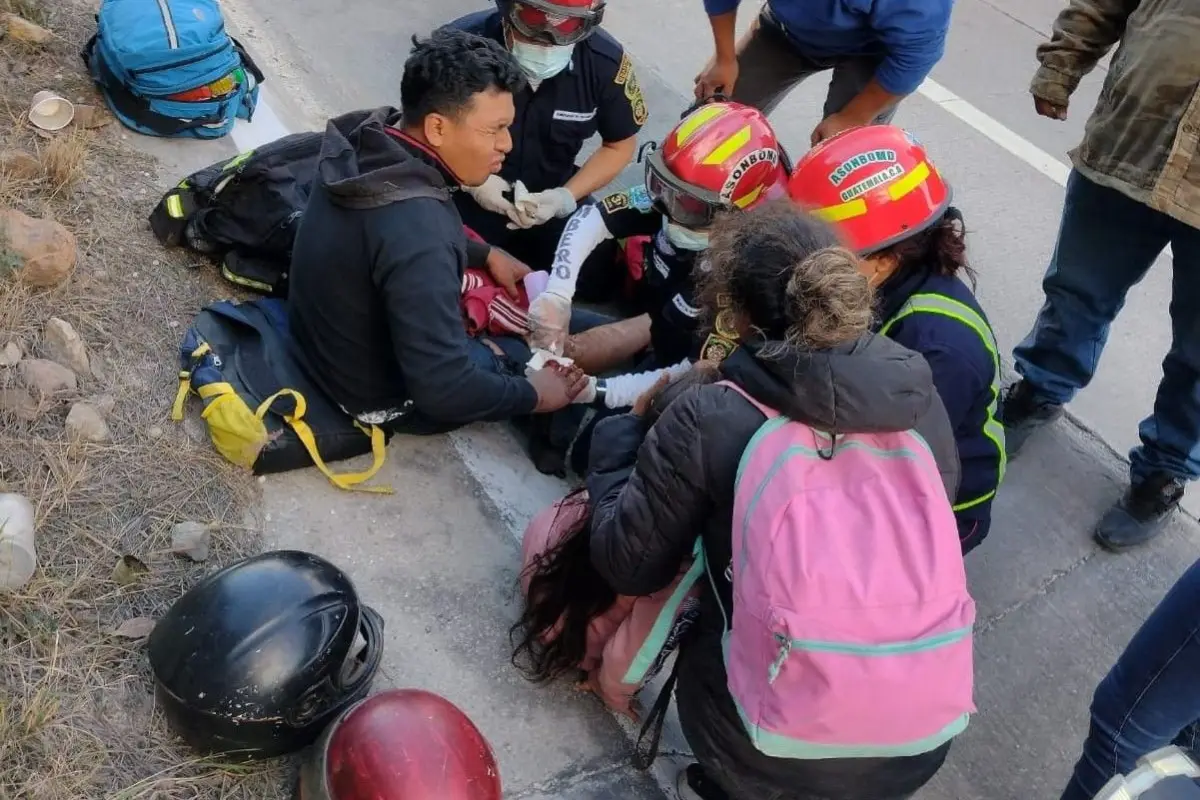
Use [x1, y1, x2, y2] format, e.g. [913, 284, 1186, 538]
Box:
[258, 433, 664, 798]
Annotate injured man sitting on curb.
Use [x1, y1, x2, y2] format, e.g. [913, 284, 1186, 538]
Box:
[288, 28, 649, 436]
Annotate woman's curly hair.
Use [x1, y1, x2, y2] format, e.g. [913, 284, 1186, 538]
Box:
[697, 199, 873, 353]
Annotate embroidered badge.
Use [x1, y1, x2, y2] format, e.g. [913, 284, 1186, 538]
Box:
[615, 53, 648, 126]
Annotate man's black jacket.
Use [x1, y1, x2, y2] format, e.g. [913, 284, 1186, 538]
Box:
[288, 107, 537, 423]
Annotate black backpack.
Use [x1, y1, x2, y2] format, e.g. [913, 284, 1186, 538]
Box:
[150, 132, 322, 297]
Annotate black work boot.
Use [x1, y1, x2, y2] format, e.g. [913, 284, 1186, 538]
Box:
[998, 380, 1065, 458]
[1094, 473, 1186, 552]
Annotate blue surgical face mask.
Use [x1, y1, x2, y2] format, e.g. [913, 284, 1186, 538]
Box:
[664, 219, 710, 251]
[510, 40, 575, 82]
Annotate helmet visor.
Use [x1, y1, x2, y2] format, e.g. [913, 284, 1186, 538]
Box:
[503, 0, 604, 45]
[645, 148, 724, 229]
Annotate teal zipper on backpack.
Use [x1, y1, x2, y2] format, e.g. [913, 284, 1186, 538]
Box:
[766, 626, 973, 683]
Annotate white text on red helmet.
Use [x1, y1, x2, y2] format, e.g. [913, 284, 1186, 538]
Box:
[719, 148, 779, 202]
[828, 149, 898, 187]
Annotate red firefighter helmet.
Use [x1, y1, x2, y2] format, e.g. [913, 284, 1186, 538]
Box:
[787, 124, 952, 255]
[496, 0, 605, 45]
[298, 689, 502, 800]
[645, 101, 786, 229]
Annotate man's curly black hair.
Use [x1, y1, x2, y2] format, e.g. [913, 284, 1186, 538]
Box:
[401, 28, 528, 123]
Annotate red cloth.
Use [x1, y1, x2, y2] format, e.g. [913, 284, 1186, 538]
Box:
[461, 269, 530, 338]
[623, 235, 651, 282]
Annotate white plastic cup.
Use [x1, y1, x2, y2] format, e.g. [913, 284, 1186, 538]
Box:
[28, 90, 75, 132]
[0, 493, 37, 591]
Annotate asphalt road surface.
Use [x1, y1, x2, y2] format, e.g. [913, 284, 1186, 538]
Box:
[139, 0, 1199, 796]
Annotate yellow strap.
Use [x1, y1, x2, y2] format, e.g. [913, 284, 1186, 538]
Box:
[171, 373, 192, 421]
[256, 389, 393, 494]
[170, 342, 215, 421]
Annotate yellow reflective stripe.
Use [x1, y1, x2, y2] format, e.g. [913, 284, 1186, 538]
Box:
[675, 104, 727, 147]
[808, 160, 932, 222]
[811, 198, 868, 223]
[165, 194, 185, 219]
[701, 125, 752, 166]
[880, 293, 1006, 507]
[221, 149, 255, 172]
[256, 389, 393, 494]
[221, 262, 274, 294]
[733, 184, 764, 209]
[887, 160, 930, 202]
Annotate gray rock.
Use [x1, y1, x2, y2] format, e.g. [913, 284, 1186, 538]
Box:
[0, 340, 21, 367]
[0, 387, 38, 421]
[84, 393, 116, 416]
[170, 521, 211, 562]
[65, 402, 110, 443]
[43, 318, 90, 376]
[19, 358, 76, 396]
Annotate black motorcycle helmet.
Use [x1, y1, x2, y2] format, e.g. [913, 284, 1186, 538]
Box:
[148, 550, 384, 759]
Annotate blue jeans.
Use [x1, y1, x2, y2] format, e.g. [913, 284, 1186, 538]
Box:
[1061, 559, 1200, 800]
[1013, 170, 1200, 483]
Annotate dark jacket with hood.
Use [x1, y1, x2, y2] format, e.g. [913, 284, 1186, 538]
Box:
[288, 107, 537, 424]
[586, 334, 960, 799]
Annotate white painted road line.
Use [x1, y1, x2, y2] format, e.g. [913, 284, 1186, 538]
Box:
[915, 77, 1174, 259]
[917, 78, 1071, 186]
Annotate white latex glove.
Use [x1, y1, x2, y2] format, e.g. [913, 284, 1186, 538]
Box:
[527, 291, 573, 353]
[508, 182, 578, 229]
[466, 175, 519, 219]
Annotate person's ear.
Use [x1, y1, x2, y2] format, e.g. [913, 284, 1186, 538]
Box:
[424, 113, 448, 147]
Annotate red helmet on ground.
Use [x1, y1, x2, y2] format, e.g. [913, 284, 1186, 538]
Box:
[497, 0, 605, 45]
[787, 124, 952, 255]
[645, 100, 787, 229]
[298, 689, 502, 800]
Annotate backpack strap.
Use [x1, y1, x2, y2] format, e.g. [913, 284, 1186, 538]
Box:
[716, 379, 778, 420]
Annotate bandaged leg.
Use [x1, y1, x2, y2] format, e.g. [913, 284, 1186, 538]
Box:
[563, 314, 652, 374]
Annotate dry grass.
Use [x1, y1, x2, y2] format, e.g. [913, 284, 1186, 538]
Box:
[37, 128, 89, 197]
[0, 0, 48, 27]
[0, 1, 292, 797]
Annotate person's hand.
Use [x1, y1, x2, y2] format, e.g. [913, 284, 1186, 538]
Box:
[576, 674, 641, 723]
[695, 56, 738, 100]
[530, 361, 590, 413]
[1033, 95, 1068, 121]
[811, 111, 872, 146]
[466, 174, 519, 219]
[508, 184, 577, 230]
[486, 247, 532, 300]
[631, 372, 672, 418]
[527, 291, 572, 352]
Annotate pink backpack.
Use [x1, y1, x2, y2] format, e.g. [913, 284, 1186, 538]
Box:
[715, 381, 975, 760]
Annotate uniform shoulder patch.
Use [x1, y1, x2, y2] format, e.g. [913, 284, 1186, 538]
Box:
[601, 184, 654, 214]
[614, 53, 649, 127]
[587, 29, 624, 63]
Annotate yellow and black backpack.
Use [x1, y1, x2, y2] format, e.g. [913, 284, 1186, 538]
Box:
[171, 298, 391, 493]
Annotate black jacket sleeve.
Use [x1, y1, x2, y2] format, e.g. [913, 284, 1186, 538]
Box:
[587, 388, 711, 596]
[372, 215, 537, 423]
[465, 237, 491, 268]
